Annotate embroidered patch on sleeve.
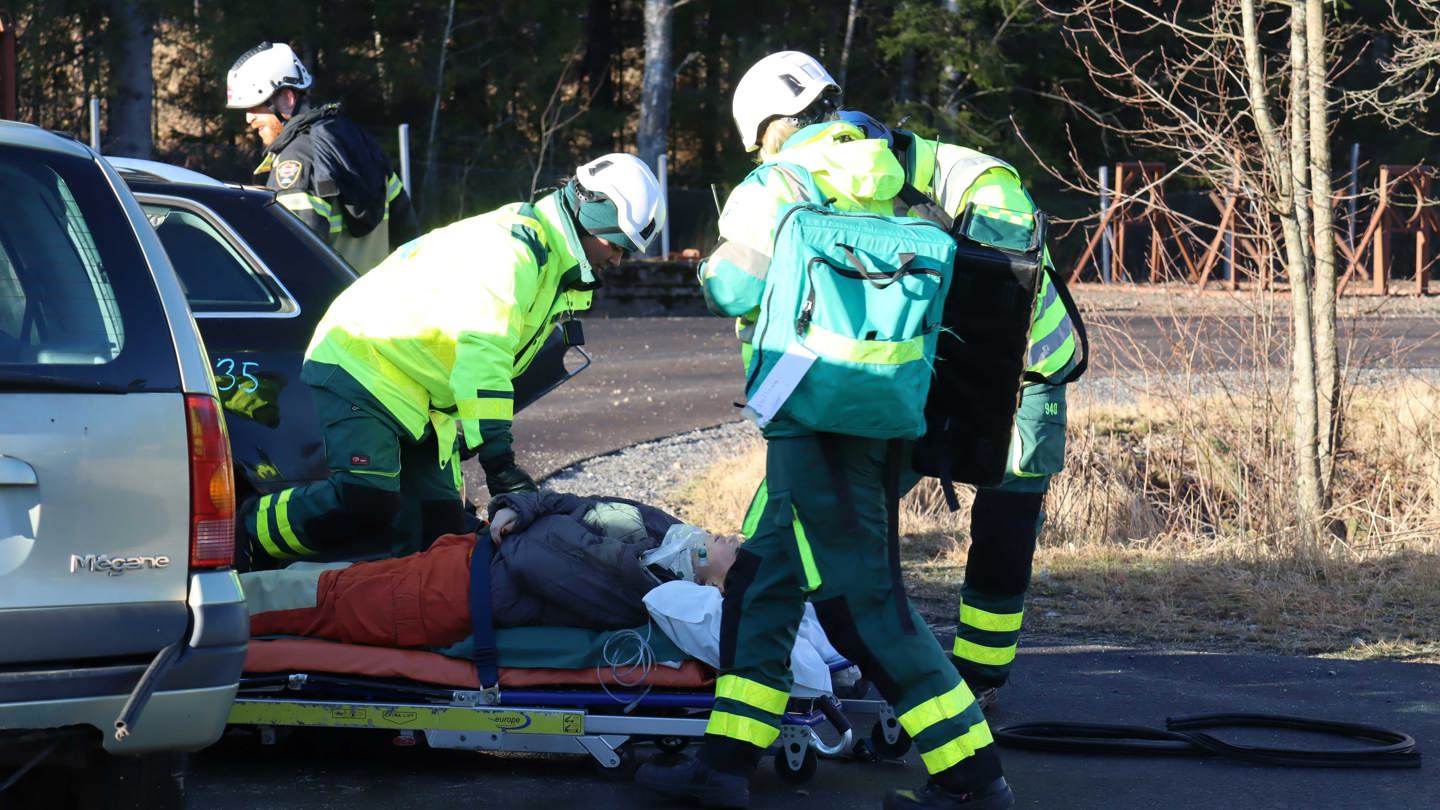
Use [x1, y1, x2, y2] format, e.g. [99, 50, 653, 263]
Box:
[275, 159, 303, 189]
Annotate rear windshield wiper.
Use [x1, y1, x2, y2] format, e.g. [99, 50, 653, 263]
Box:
[0, 371, 134, 394]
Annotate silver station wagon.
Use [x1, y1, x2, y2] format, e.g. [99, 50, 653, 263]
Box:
[0, 122, 246, 808]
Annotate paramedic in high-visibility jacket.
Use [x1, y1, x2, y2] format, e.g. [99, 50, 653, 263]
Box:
[236, 153, 666, 569]
[226, 41, 417, 273]
[832, 109, 1081, 715]
[634, 51, 1014, 810]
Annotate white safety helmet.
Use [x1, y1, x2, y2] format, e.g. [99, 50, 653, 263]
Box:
[226, 42, 313, 110]
[731, 51, 840, 152]
[571, 153, 667, 254]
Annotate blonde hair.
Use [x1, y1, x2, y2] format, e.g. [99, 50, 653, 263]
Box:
[757, 117, 802, 162]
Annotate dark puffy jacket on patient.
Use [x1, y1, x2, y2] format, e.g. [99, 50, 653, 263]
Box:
[487, 491, 682, 630]
[244, 492, 684, 647]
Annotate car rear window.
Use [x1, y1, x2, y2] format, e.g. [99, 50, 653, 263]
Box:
[0, 145, 181, 392]
[142, 202, 290, 313]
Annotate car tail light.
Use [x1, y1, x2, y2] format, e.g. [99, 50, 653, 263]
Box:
[186, 394, 235, 568]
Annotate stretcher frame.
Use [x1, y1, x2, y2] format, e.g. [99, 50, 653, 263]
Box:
[226, 670, 906, 780]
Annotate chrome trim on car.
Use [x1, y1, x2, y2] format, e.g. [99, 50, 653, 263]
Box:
[131, 192, 302, 319]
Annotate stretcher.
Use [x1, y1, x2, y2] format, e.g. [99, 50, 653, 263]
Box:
[228, 631, 910, 782]
[227, 530, 911, 781]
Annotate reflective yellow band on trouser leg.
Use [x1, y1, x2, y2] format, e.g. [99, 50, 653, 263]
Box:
[952, 637, 1018, 667]
[705, 711, 781, 748]
[255, 490, 318, 559]
[898, 682, 978, 736]
[740, 480, 769, 538]
[897, 682, 996, 775]
[254, 493, 295, 560]
[715, 675, 789, 715]
[919, 722, 997, 773]
[960, 602, 1023, 633]
[267, 489, 318, 557]
[790, 508, 822, 592]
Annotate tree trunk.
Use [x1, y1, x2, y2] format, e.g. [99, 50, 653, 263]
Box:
[420, 0, 456, 219]
[839, 0, 861, 90]
[584, 0, 615, 111]
[1289, 3, 1311, 270]
[105, 0, 153, 158]
[898, 50, 915, 104]
[637, 0, 674, 256]
[1308, 0, 1340, 496]
[699, 6, 722, 180]
[1241, 0, 1323, 533]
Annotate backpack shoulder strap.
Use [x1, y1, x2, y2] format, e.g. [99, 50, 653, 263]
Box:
[762, 161, 827, 206]
[1036, 267, 1089, 386]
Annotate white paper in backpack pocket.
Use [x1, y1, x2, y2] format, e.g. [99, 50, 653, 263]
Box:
[741, 341, 817, 429]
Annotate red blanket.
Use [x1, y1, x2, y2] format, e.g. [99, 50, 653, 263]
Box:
[245, 637, 713, 690]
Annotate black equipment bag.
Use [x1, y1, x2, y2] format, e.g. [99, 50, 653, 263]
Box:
[909, 200, 1046, 504]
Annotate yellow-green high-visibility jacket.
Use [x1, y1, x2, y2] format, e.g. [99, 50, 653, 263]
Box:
[899, 134, 1078, 383]
[305, 191, 592, 458]
[702, 121, 903, 350]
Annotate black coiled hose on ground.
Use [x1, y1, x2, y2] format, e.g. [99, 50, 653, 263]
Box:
[995, 713, 1421, 769]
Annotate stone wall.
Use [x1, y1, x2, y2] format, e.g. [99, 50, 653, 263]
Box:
[589, 259, 710, 316]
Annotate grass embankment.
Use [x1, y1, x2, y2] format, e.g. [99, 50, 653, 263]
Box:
[669, 378, 1440, 662]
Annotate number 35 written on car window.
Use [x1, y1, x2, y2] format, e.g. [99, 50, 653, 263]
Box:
[214, 358, 260, 393]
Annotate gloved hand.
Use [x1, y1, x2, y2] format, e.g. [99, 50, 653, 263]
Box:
[489, 507, 519, 546]
[481, 453, 538, 495]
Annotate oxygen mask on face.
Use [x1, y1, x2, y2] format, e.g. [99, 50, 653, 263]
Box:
[640, 523, 710, 582]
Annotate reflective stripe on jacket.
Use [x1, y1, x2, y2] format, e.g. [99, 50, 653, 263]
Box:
[304, 191, 592, 456]
[255, 102, 418, 273]
[904, 134, 1077, 382]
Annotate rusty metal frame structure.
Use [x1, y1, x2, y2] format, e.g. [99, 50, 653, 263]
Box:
[1, 10, 16, 121]
[1073, 162, 1200, 284]
[1338, 165, 1439, 296]
[1074, 161, 1440, 296]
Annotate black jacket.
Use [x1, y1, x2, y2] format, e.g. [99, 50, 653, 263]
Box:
[257, 101, 418, 271]
[486, 492, 682, 630]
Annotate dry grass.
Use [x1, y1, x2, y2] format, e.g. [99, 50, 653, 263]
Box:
[668, 377, 1440, 662]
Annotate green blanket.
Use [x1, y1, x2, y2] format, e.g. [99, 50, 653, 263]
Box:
[436, 622, 693, 669]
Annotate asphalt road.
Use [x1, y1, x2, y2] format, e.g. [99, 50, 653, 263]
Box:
[200, 311, 1439, 809]
[481, 312, 1440, 483]
[189, 645, 1438, 809]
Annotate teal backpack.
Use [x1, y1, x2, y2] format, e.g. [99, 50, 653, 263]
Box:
[743, 163, 956, 439]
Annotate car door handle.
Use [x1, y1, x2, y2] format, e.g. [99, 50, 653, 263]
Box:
[0, 456, 38, 486]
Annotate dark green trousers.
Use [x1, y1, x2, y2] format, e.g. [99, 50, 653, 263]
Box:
[243, 363, 463, 565]
[952, 382, 1066, 689]
[703, 434, 1002, 784]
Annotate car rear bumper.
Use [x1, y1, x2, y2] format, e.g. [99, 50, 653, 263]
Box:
[0, 571, 247, 754]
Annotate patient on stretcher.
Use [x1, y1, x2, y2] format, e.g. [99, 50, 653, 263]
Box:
[243, 491, 741, 646]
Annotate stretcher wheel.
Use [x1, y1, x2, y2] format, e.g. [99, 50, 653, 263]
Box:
[773, 742, 818, 783]
[870, 719, 912, 758]
[591, 745, 641, 780]
[655, 736, 689, 753]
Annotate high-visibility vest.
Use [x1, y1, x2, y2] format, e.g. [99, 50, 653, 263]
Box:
[305, 191, 593, 456]
[903, 135, 1078, 383]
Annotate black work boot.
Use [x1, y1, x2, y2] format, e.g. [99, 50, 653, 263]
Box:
[884, 777, 1015, 810]
[634, 755, 750, 808]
